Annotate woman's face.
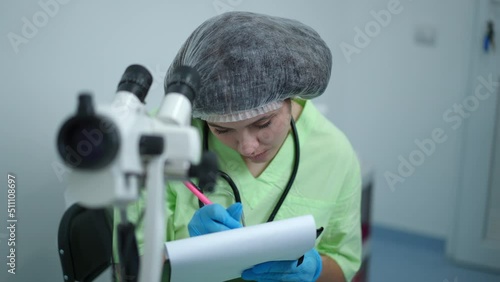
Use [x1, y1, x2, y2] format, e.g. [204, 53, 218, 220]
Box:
[207, 101, 292, 164]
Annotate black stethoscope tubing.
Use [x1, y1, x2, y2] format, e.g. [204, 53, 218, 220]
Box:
[199, 119, 300, 223]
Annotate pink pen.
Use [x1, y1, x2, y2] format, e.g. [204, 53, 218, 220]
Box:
[183, 181, 213, 205]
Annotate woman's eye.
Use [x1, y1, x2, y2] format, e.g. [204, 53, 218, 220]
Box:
[214, 128, 230, 134]
[256, 121, 272, 129]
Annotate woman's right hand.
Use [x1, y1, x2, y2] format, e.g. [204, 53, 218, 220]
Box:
[188, 203, 243, 236]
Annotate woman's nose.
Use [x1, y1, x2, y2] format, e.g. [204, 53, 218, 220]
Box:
[237, 132, 259, 156]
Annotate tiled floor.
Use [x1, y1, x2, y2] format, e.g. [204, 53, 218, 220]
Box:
[367, 225, 500, 282]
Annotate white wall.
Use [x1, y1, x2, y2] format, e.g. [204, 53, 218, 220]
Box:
[330, 0, 476, 238]
[0, 0, 478, 281]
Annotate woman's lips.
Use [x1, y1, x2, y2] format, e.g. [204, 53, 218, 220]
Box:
[247, 150, 269, 162]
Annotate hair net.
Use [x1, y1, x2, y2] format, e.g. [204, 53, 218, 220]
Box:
[165, 11, 332, 122]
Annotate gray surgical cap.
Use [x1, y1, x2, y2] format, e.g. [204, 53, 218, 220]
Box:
[165, 11, 332, 122]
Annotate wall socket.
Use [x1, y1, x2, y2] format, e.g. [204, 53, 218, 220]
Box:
[414, 24, 437, 47]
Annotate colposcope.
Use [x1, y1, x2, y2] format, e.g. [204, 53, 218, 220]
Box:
[56, 64, 217, 282]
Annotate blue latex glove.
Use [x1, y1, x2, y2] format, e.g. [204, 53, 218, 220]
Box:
[188, 203, 243, 237]
[241, 248, 322, 282]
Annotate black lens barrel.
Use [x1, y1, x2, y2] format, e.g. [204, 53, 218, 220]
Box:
[57, 94, 120, 169]
[165, 66, 201, 103]
[117, 64, 153, 103]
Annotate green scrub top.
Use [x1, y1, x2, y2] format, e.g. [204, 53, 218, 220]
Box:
[113, 99, 362, 281]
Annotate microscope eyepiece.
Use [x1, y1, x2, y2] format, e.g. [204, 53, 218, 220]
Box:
[165, 65, 201, 103]
[117, 64, 153, 103]
[57, 94, 120, 169]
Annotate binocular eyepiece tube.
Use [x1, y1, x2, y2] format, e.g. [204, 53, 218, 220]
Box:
[56, 64, 201, 170]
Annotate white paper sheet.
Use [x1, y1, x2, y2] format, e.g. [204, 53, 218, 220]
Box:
[165, 215, 317, 282]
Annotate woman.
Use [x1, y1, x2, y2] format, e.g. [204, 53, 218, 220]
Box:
[119, 11, 362, 282]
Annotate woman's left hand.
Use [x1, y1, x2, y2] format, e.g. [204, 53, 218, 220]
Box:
[241, 248, 322, 282]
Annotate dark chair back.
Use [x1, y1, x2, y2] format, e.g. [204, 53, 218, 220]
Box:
[58, 203, 113, 282]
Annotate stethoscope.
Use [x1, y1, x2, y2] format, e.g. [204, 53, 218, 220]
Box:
[197, 118, 300, 223]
